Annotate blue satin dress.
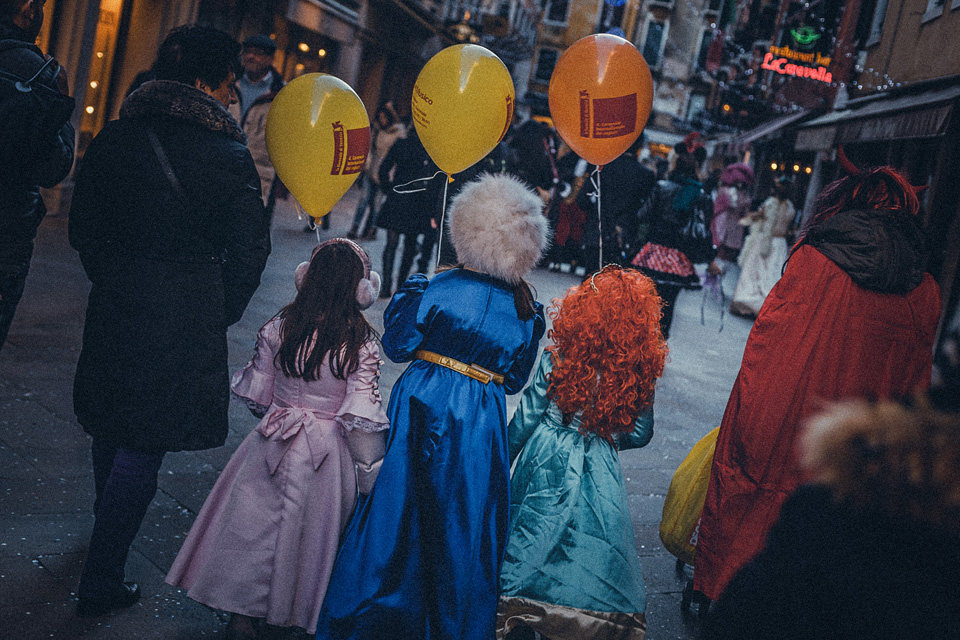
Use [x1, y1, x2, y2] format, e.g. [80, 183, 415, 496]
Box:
[316, 269, 545, 640]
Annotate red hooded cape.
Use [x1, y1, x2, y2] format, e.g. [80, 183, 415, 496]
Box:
[694, 241, 940, 600]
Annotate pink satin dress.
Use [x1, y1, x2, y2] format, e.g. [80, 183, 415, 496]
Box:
[166, 318, 388, 632]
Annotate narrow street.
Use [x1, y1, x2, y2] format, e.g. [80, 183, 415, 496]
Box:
[0, 187, 755, 639]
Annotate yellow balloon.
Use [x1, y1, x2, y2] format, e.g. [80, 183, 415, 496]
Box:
[412, 44, 515, 175]
[265, 73, 370, 218]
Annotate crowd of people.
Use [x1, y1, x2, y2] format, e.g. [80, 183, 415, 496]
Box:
[3, 12, 958, 640]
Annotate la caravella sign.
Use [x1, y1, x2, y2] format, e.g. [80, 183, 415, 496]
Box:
[761, 45, 833, 83]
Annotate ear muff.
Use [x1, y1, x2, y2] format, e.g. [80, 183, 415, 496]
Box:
[356, 271, 381, 310]
[294, 261, 310, 291]
[296, 238, 379, 305]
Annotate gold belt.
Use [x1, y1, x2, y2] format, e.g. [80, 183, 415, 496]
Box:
[414, 350, 505, 385]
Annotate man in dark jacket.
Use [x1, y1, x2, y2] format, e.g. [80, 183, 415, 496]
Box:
[0, 0, 75, 351]
[576, 135, 655, 271]
[69, 26, 270, 617]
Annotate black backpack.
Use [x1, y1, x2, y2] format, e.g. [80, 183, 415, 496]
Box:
[676, 189, 714, 264]
[644, 179, 715, 263]
[0, 39, 75, 184]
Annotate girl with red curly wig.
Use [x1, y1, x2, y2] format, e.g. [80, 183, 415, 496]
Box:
[497, 266, 668, 640]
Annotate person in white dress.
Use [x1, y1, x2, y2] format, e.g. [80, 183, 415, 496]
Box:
[730, 177, 796, 318]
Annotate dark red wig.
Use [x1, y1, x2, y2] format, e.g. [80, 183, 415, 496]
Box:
[546, 267, 668, 440]
[805, 148, 923, 232]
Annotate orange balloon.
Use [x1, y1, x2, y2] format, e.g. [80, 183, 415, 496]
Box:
[548, 34, 653, 167]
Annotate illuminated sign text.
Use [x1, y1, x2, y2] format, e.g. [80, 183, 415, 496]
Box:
[761, 52, 833, 83]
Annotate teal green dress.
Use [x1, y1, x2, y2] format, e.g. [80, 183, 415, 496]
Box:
[497, 351, 652, 640]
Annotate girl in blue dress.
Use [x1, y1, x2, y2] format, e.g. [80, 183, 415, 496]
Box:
[498, 266, 668, 640]
[316, 173, 550, 640]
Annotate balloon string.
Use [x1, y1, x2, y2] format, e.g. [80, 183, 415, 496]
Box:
[588, 166, 602, 270]
[435, 175, 450, 272]
[393, 170, 446, 194]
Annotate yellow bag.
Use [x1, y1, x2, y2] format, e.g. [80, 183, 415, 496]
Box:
[659, 427, 719, 566]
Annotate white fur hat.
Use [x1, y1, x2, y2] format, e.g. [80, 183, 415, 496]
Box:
[447, 173, 549, 283]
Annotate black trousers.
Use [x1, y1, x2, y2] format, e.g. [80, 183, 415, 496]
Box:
[383, 230, 439, 292]
[656, 282, 683, 340]
[0, 269, 27, 352]
[78, 439, 165, 598]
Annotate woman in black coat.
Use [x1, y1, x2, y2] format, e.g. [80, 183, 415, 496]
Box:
[375, 128, 439, 296]
[68, 26, 271, 618]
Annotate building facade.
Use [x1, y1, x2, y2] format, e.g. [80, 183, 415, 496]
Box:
[39, 0, 536, 156]
[795, 0, 960, 345]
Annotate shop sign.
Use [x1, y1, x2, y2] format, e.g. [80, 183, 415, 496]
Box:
[761, 45, 833, 83]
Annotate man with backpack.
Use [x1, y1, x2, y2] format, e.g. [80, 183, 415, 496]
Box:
[0, 0, 75, 351]
[630, 145, 716, 339]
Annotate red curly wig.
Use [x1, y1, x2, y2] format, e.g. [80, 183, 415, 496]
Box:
[547, 266, 668, 440]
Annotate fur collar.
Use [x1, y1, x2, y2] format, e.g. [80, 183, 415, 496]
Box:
[120, 80, 246, 144]
[448, 173, 549, 284]
[802, 399, 960, 533]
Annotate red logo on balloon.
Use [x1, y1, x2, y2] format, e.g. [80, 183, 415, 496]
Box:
[330, 122, 370, 176]
[593, 94, 637, 138]
[578, 92, 637, 139]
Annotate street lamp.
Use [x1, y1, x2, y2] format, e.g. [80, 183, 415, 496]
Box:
[449, 10, 480, 44]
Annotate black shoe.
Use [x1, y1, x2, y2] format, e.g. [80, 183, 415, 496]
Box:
[76, 581, 141, 617]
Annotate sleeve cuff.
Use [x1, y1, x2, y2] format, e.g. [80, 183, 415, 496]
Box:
[335, 413, 390, 433]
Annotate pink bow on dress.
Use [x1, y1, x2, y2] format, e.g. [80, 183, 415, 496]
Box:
[256, 407, 336, 474]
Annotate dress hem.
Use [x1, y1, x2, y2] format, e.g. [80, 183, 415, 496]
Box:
[497, 595, 646, 640]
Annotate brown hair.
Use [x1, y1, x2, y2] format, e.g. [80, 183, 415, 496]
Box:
[276, 243, 375, 381]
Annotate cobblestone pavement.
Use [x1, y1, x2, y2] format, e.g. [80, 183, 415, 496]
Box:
[0, 186, 753, 639]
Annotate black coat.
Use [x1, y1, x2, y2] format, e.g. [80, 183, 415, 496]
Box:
[704, 485, 960, 640]
[69, 80, 271, 452]
[376, 134, 439, 235]
[508, 119, 556, 191]
[0, 22, 75, 275]
[576, 153, 656, 250]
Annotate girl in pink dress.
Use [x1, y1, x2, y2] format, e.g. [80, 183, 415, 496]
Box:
[166, 239, 389, 639]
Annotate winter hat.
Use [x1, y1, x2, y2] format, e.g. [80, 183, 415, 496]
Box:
[447, 173, 549, 284]
[719, 162, 755, 187]
[295, 238, 381, 309]
[242, 34, 276, 55]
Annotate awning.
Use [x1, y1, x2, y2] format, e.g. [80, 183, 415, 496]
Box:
[732, 108, 813, 145]
[643, 128, 684, 147]
[795, 83, 960, 151]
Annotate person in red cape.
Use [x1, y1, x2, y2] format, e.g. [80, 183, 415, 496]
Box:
[693, 152, 941, 601]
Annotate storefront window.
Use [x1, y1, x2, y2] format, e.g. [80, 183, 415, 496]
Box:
[281, 23, 337, 80]
[534, 48, 559, 83]
[642, 21, 666, 68]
